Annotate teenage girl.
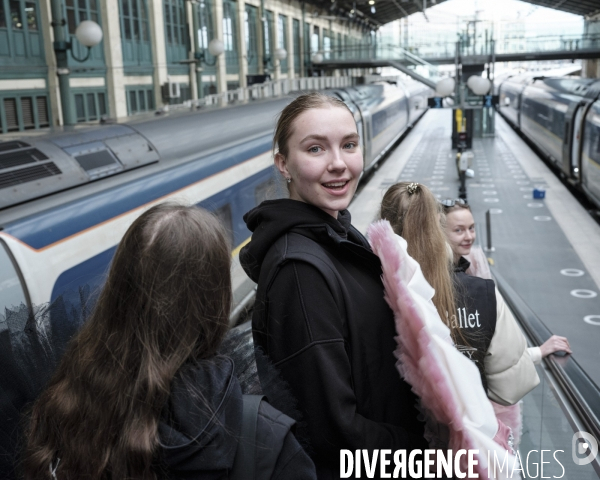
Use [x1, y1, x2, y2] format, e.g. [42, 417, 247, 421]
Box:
[380, 182, 540, 406]
[442, 200, 572, 365]
[24, 203, 315, 480]
[241, 93, 427, 478]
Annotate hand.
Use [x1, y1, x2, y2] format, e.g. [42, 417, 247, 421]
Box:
[540, 335, 572, 357]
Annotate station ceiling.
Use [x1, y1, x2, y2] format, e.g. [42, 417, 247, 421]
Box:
[319, 0, 599, 30]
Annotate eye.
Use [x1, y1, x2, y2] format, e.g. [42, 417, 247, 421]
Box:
[343, 142, 357, 149]
[308, 146, 322, 153]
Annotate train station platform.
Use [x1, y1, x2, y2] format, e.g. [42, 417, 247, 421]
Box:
[351, 108, 600, 387]
[350, 108, 600, 478]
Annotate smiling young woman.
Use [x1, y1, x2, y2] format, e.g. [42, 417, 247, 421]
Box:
[274, 104, 363, 218]
[240, 93, 427, 478]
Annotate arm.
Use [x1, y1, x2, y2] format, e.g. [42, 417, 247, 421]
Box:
[528, 335, 572, 365]
[484, 288, 540, 406]
[527, 347, 542, 365]
[260, 261, 424, 465]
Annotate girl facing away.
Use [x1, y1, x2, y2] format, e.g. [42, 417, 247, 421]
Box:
[24, 203, 316, 480]
[240, 93, 427, 478]
[380, 182, 540, 406]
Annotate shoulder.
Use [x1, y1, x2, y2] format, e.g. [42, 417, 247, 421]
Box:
[264, 233, 341, 284]
[455, 271, 496, 295]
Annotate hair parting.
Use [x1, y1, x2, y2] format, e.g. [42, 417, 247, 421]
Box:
[24, 203, 232, 480]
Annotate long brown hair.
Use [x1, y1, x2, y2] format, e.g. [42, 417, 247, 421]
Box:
[24, 203, 232, 480]
[380, 182, 463, 344]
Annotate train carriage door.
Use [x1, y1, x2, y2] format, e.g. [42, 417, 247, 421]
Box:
[570, 103, 586, 182]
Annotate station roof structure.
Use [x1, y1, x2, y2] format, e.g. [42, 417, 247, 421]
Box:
[323, 0, 598, 30]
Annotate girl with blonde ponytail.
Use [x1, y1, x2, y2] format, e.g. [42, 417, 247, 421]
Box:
[380, 182, 539, 407]
[380, 182, 462, 344]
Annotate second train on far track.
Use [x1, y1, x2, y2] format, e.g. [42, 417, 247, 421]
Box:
[498, 74, 600, 210]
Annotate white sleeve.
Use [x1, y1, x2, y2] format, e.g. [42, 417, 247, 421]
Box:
[484, 288, 540, 406]
[528, 347, 542, 365]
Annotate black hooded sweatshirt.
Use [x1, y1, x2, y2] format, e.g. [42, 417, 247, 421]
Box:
[157, 355, 316, 479]
[240, 200, 426, 479]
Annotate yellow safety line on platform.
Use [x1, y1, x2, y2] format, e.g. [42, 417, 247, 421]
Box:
[232, 236, 251, 258]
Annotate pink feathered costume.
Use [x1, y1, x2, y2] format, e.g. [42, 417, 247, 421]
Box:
[368, 221, 516, 479]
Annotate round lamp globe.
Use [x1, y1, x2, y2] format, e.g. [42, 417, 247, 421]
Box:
[75, 20, 103, 47]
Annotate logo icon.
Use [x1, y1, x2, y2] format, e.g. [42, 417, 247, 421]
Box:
[572, 432, 598, 466]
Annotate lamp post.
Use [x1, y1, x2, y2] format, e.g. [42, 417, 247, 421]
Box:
[263, 47, 287, 73]
[311, 52, 323, 75]
[194, 39, 225, 98]
[51, 1, 103, 126]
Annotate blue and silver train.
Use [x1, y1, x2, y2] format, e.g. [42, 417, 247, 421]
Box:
[497, 74, 600, 209]
[0, 80, 430, 321]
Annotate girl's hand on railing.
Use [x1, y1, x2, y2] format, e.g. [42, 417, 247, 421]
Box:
[540, 335, 572, 358]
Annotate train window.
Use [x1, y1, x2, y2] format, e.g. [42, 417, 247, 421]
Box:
[213, 204, 234, 247]
[0, 239, 29, 322]
[254, 178, 277, 204]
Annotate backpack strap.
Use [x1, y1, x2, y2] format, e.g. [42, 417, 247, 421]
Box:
[230, 394, 264, 480]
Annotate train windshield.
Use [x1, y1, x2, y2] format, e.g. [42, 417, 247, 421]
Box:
[0, 240, 28, 322]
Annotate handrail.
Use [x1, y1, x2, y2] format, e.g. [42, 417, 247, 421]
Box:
[492, 268, 600, 443]
[164, 75, 355, 113]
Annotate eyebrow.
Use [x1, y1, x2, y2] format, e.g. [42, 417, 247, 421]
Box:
[300, 132, 359, 143]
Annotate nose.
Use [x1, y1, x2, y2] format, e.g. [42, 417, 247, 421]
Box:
[465, 229, 475, 242]
[327, 149, 347, 172]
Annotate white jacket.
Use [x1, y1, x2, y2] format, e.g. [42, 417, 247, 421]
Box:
[484, 289, 540, 406]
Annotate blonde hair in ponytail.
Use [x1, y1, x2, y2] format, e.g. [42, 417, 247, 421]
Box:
[380, 182, 465, 345]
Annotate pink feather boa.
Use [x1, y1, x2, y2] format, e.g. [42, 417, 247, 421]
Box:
[368, 221, 516, 479]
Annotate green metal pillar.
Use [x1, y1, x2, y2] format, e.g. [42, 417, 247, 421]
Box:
[50, 0, 76, 125]
[300, 2, 305, 77]
[191, 2, 204, 98]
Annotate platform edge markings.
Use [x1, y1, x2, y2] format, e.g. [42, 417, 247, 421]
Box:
[496, 115, 600, 293]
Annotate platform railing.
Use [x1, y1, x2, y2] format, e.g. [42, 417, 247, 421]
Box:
[407, 33, 600, 60]
[321, 44, 441, 80]
[165, 75, 355, 112]
[493, 269, 600, 477]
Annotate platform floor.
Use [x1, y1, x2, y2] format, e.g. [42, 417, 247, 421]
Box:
[350, 108, 600, 388]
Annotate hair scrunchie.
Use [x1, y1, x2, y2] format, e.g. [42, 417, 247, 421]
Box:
[407, 182, 420, 195]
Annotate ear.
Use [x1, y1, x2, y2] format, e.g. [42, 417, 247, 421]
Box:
[274, 152, 289, 178]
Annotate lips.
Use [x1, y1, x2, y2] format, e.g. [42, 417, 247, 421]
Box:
[322, 180, 349, 189]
